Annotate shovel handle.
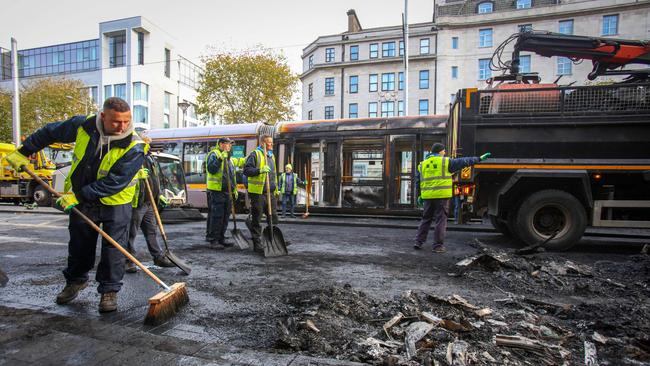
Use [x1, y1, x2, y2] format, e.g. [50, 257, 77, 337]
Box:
[23, 166, 171, 291]
[263, 146, 275, 240]
[225, 159, 238, 230]
[143, 179, 168, 246]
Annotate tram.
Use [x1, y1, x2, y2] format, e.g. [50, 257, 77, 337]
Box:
[144, 115, 447, 215]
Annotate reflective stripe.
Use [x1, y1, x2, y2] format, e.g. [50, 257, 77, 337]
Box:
[247, 149, 277, 195]
[419, 155, 453, 199]
[420, 176, 448, 182]
[421, 185, 453, 191]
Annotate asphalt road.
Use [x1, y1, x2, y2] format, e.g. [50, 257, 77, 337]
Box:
[0, 205, 648, 365]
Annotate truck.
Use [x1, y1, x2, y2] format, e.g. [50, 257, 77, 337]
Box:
[449, 31, 650, 250]
[0, 143, 57, 206]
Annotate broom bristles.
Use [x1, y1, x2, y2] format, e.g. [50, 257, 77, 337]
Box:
[144, 282, 189, 326]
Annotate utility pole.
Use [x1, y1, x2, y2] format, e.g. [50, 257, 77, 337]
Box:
[11, 38, 20, 147]
[403, 0, 409, 116]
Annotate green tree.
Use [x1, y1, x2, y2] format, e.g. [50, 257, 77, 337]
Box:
[0, 78, 91, 143]
[197, 48, 298, 125]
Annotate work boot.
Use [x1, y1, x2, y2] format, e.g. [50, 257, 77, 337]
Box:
[55, 282, 88, 305]
[153, 256, 175, 268]
[432, 245, 447, 253]
[219, 239, 234, 247]
[125, 260, 138, 273]
[252, 240, 263, 253]
[99, 292, 118, 313]
[210, 240, 225, 249]
[413, 242, 423, 250]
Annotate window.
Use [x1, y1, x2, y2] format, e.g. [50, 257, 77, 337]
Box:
[451, 66, 458, 79]
[382, 42, 396, 57]
[350, 45, 359, 61]
[325, 48, 335, 62]
[398, 72, 404, 90]
[183, 142, 208, 184]
[398, 101, 404, 116]
[559, 20, 574, 35]
[109, 34, 126, 67]
[114, 83, 126, 100]
[324, 106, 334, 119]
[519, 24, 532, 33]
[478, 2, 493, 14]
[516, 0, 532, 9]
[133, 82, 149, 102]
[368, 102, 378, 117]
[308, 83, 313, 101]
[420, 39, 430, 54]
[88, 86, 98, 105]
[308, 54, 314, 69]
[349, 75, 358, 93]
[381, 102, 395, 117]
[519, 55, 531, 73]
[479, 29, 493, 48]
[419, 70, 429, 89]
[325, 77, 335, 95]
[349, 103, 358, 118]
[307, 110, 313, 120]
[137, 32, 144, 65]
[164, 92, 171, 112]
[451, 94, 457, 104]
[164, 48, 170, 78]
[399, 40, 404, 56]
[163, 114, 170, 129]
[479, 59, 491, 80]
[557, 57, 572, 75]
[104, 85, 112, 99]
[381, 73, 395, 91]
[418, 100, 429, 115]
[452, 37, 459, 49]
[370, 43, 379, 58]
[369, 74, 378, 92]
[134, 105, 148, 124]
[602, 15, 618, 36]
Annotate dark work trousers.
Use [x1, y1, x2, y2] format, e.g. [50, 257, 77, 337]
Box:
[63, 202, 132, 294]
[249, 192, 278, 243]
[127, 202, 164, 260]
[205, 191, 212, 241]
[415, 198, 450, 247]
[281, 193, 296, 216]
[207, 190, 230, 243]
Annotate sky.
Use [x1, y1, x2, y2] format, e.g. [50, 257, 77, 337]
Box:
[0, 0, 435, 74]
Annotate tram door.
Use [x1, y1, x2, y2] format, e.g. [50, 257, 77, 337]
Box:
[390, 136, 416, 208]
[293, 142, 320, 206]
[322, 140, 341, 207]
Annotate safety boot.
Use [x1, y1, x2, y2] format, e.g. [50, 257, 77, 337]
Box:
[125, 260, 138, 273]
[55, 282, 88, 304]
[98, 292, 118, 313]
[153, 256, 175, 267]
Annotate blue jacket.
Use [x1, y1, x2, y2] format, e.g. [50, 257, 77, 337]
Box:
[415, 153, 480, 198]
[19, 115, 145, 204]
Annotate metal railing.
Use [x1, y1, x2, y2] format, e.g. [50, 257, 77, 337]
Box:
[477, 83, 650, 116]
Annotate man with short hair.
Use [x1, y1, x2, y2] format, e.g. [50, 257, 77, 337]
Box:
[279, 164, 303, 218]
[4, 97, 145, 313]
[243, 135, 279, 251]
[205, 137, 245, 247]
[414, 143, 490, 253]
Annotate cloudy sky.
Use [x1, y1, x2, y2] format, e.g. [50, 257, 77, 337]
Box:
[0, 0, 435, 73]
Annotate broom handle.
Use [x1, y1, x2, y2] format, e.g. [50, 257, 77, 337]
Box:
[23, 166, 171, 291]
[225, 158, 238, 230]
[304, 166, 310, 213]
[143, 178, 169, 248]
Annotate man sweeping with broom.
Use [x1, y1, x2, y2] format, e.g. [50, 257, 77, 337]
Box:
[5, 98, 187, 319]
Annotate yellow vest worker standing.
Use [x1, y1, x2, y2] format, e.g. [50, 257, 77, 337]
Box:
[4, 98, 145, 313]
[279, 164, 303, 218]
[205, 137, 245, 247]
[243, 134, 279, 251]
[414, 143, 490, 253]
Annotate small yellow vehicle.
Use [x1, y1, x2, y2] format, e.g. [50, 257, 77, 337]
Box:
[0, 143, 57, 206]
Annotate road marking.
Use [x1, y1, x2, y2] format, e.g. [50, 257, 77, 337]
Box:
[1, 235, 67, 246]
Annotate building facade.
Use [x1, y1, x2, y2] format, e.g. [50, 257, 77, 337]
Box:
[302, 0, 650, 119]
[0, 16, 207, 130]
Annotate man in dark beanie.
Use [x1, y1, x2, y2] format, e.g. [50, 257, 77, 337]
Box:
[414, 142, 490, 253]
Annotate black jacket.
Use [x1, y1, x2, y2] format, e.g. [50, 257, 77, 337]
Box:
[19, 115, 144, 203]
[243, 148, 277, 192]
[206, 150, 237, 192]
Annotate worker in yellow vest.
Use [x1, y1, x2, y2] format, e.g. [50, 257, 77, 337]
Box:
[414, 143, 490, 253]
[4, 98, 145, 313]
[205, 137, 245, 247]
[279, 164, 304, 218]
[243, 134, 279, 251]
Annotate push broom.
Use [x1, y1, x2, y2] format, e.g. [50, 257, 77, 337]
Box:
[22, 166, 188, 326]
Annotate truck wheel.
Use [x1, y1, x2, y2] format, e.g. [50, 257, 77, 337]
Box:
[489, 215, 511, 237]
[32, 185, 52, 207]
[513, 189, 586, 251]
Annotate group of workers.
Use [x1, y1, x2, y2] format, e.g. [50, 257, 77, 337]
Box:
[3, 97, 488, 315]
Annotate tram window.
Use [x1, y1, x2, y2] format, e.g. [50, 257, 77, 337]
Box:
[183, 142, 208, 184]
[161, 142, 182, 158]
[342, 139, 385, 208]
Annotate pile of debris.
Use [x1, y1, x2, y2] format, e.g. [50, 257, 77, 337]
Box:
[274, 244, 650, 365]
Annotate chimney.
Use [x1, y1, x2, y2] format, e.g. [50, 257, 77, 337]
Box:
[347, 9, 362, 33]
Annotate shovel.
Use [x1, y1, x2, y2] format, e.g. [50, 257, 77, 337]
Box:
[225, 160, 249, 249]
[144, 179, 192, 275]
[261, 147, 288, 257]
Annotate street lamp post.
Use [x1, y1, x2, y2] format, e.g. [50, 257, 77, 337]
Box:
[178, 101, 190, 128]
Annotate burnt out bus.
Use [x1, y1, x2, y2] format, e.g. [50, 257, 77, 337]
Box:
[145, 115, 446, 215]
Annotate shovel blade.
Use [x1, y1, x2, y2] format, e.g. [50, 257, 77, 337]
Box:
[164, 250, 192, 275]
[231, 228, 250, 250]
[262, 227, 288, 257]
